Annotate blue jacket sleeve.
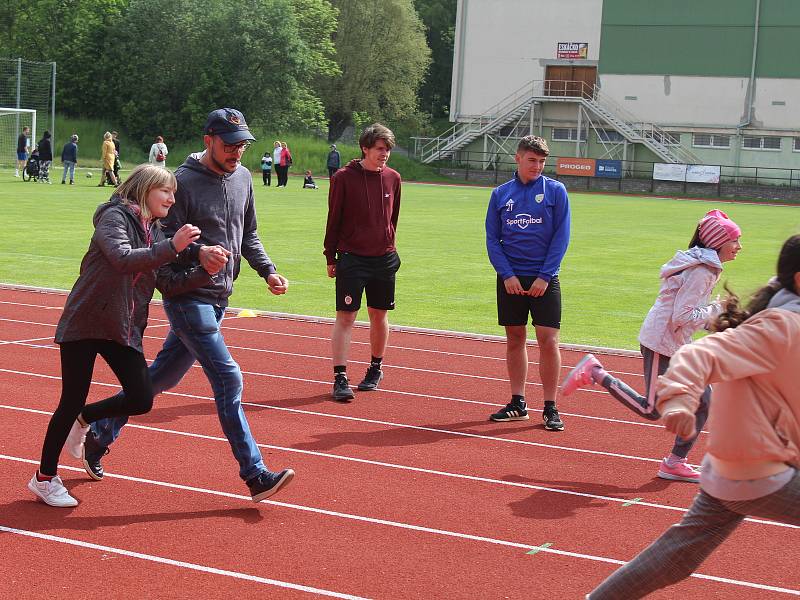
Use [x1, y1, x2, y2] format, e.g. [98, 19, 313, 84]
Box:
[485, 189, 514, 280]
[538, 183, 571, 282]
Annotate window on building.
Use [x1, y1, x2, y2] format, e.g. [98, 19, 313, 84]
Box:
[692, 133, 730, 149]
[552, 128, 587, 142]
[597, 129, 624, 143]
[794, 138, 800, 152]
[742, 136, 781, 151]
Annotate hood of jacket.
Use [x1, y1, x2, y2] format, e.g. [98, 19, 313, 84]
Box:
[93, 196, 149, 241]
[768, 288, 800, 314]
[659, 247, 722, 280]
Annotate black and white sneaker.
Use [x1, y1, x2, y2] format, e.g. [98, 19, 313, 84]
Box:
[357, 365, 384, 391]
[489, 401, 529, 422]
[543, 406, 564, 431]
[82, 430, 109, 481]
[332, 373, 355, 401]
[247, 469, 295, 502]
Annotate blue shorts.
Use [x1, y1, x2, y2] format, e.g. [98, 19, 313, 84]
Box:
[17, 151, 27, 161]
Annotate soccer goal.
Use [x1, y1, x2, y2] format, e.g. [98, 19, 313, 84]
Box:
[0, 108, 36, 168]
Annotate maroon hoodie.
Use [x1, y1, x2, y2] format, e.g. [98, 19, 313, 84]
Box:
[323, 158, 401, 264]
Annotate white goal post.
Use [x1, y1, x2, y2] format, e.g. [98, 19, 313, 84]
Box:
[0, 108, 37, 167]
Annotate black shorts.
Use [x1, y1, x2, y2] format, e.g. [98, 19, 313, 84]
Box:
[336, 251, 401, 312]
[496, 275, 561, 328]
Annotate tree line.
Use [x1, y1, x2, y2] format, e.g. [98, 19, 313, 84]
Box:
[1, 0, 455, 146]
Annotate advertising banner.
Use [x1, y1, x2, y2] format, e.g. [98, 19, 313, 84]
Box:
[595, 159, 622, 179]
[557, 42, 588, 59]
[653, 163, 687, 182]
[686, 164, 721, 184]
[556, 157, 595, 177]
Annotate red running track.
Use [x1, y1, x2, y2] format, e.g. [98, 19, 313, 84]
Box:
[0, 286, 798, 599]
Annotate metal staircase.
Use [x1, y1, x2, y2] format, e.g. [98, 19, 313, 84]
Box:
[419, 80, 700, 165]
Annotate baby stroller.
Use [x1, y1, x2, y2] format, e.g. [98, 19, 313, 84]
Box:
[22, 150, 41, 182]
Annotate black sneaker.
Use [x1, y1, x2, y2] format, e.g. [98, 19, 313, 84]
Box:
[543, 406, 564, 431]
[332, 373, 355, 401]
[357, 365, 384, 391]
[247, 469, 295, 502]
[82, 430, 109, 481]
[489, 401, 529, 422]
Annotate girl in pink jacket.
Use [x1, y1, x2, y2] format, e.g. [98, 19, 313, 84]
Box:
[562, 210, 742, 482]
[589, 234, 800, 599]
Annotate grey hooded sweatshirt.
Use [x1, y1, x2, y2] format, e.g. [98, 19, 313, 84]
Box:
[163, 152, 277, 306]
[55, 199, 211, 352]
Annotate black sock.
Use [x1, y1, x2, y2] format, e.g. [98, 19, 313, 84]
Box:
[370, 356, 383, 368]
[511, 394, 525, 408]
[544, 400, 556, 409]
[334, 365, 346, 376]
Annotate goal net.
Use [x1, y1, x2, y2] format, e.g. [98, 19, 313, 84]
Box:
[0, 108, 36, 167]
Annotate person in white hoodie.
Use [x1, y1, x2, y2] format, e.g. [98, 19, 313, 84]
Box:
[561, 210, 742, 482]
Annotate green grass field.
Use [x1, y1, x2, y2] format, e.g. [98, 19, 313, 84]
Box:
[1, 168, 796, 350]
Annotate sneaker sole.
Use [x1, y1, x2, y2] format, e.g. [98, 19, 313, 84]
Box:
[332, 389, 355, 402]
[560, 354, 597, 397]
[251, 470, 295, 502]
[489, 414, 529, 422]
[657, 470, 699, 483]
[81, 447, 104, 481]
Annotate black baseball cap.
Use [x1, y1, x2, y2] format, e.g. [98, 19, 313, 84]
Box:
[203, 108, 256, 144]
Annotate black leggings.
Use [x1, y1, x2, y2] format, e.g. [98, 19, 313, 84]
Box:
[38, 339, 154, 475]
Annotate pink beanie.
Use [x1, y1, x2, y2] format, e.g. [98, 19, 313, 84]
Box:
[698, 209, 741, 250]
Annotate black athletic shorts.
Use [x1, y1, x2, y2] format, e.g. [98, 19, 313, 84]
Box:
[496, 275, 561, 328]
[335, 251, 401, 312]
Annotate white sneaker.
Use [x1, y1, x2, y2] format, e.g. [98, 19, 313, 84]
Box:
[27, 473, 78, 507]
[14, 171, 19, 177]
[66, 419, 90, 459]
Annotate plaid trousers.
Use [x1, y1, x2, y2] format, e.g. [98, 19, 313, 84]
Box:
[588, 469, 800, 599]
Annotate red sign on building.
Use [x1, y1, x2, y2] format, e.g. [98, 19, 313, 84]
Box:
[557, 42, 588, 59]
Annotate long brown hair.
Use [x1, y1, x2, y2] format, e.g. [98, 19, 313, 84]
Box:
[712, 234, 800, 331]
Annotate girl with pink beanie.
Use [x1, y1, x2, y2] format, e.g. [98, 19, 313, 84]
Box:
[561, 209, 742, 483]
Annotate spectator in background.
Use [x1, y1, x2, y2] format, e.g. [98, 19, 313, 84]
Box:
[99, 131, 118, 187]
[15, 126, 30, 178]
[272, 140, 282, 183]
[61, 134, 79, 185]
[149, 135, 168, 168]
[327, 144, 341, 178]
[37, 131, 53, 184]
[260, 151, 273, 186]
[111, 131, 122, 184]
[277, 141, 292, 187]
[302, 170, 318, 189]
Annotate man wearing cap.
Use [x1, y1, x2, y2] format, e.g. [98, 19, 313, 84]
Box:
[326, 144, 341, 179]
[87, 108, 295, 502]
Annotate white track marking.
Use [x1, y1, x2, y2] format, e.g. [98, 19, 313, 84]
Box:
[0, 336, 53, 346]
[2, 455, 798, 595]
[0, 524, 369, 599]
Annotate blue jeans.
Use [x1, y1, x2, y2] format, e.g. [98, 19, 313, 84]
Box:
[91, 299, 266, 481]
[62, 161, 76, 182]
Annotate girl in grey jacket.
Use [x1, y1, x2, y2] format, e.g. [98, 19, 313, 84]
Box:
[28, 164, 207, 508]
[561, 210, 742, 483]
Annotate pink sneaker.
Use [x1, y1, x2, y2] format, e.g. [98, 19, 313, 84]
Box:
[657, 458, 700, 483]
[561, 354, 602, 397]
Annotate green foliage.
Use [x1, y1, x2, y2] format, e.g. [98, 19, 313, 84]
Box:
[57, 115, 149, 165]
[414, 0, 457, 117]
[0, 175, 793, 350]
[319, 0, 432, 140]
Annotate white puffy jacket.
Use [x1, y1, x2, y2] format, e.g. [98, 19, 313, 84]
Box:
[638, 247, 723, 356]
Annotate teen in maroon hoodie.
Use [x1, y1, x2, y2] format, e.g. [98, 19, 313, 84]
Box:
[323, 123, 401, 401]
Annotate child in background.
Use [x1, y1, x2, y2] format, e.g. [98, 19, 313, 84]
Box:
[261, 151, 272, 186]
[589, 234, 800, 599]
[27, 164, 212, 507]
[302, 169, 318, 189]
[562, 210, 742, 482]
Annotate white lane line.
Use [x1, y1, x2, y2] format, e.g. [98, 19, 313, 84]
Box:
[0, 336, 53, 346]
[0, 525, 370, 599]
[0, 313, 645, 376]
[0, 405, 779, 530]
[0, 370, 686, 465]
[2, 455, 797, 596]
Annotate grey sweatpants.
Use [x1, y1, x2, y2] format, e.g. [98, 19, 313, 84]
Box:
[588, 469, 800, 599]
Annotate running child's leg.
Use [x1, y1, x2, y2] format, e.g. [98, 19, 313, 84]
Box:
[669, 385, 711, 459]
